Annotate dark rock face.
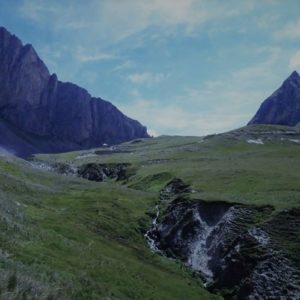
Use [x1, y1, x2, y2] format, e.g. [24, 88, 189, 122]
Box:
[148, 179, 300, 299]
[0, 27, 149, 157]
[77, 163, 130, 182]
[249, 71, 300, 126]
[29, 159, 132, 182]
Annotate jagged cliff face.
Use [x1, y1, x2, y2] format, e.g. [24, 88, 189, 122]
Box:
[0, 27, 149, 156]
[249, 71, 300, 126]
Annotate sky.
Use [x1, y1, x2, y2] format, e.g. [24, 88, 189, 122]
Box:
[1, 0, 300, 137]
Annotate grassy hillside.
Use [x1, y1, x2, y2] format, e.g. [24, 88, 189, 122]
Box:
[38, 124, 300, 210]
[1, 124, 300, 299]
[0, 152, 217, 299]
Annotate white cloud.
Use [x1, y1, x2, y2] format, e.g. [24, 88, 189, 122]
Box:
[118, 96, 250, 136]
[19, 0, 60, 22]
[75, 47, 118, 63]
[256, 13, 280, 30]
[231, 46, 282, 85]
[289, 50, 300, 70]
[19, 0, 202, 39]
[113, 60, 135, 72]
[274, 18, 300, 39]
[127, 72, 167, 85]
[118, 45, 284, 136]
[147, 128, 159, 137]
[118, 76, 266, 136]
[83, 0, 208, 41]
[19, 0, 256, 44]
[76, 52, 117, 63]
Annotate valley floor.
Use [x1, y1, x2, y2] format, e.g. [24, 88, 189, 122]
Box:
[1, 124, 300, 299]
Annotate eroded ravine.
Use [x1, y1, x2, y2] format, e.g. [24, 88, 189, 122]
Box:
[145, 179, 300, 299]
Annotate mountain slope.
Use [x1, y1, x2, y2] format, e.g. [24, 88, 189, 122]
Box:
[0, 27, 149, 157]
[0, 151, 218, 300]
[248, 71, 300, 126]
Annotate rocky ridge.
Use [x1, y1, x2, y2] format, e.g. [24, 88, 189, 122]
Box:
[0, 27, 149, 157]
[249, 71, 300, 126]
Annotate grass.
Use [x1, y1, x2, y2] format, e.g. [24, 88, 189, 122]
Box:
[1, 124, 300, 298]
[39, 125, 300, 210]
[0, 153, 218, 299]
[144, 134, 300, 209]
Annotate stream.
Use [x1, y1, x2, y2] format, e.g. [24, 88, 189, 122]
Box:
[144, 204, 161, 253]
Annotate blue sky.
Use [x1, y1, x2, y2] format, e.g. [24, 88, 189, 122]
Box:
[1, 0, 300, 136]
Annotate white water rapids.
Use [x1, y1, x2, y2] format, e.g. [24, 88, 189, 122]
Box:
[144, 205, 161, 252]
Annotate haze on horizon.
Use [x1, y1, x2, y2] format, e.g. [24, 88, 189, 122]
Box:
[0, 0, 300, 137]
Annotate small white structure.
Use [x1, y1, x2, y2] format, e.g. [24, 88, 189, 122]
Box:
[247, 139, 264, 145]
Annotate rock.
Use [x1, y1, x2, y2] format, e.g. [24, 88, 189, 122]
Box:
[77, 163, 130, 182]
[0, 27, 149, 157]
[149, 179, 300, 299]
[249, 71, 300, 126]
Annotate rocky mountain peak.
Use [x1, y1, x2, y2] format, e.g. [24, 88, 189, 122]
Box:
[282, 70, 300, 89]
[248, 71, 300, 126]
[0, 26, 22, 50]
[0, 27, 149, 157]
[0, 26, 12, 40]
[288, 70, 300, 79]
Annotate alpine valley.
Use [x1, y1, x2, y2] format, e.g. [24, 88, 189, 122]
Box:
[0, 27, 300, 300]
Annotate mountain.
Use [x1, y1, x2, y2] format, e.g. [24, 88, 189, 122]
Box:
[0, 26, 149, 157]
[248, 71, 300, 126]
